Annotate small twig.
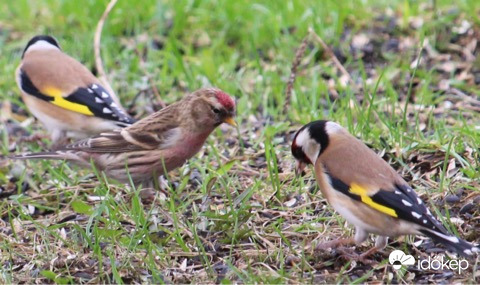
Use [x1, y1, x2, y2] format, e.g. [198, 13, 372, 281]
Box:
[308, 27, 352, 83]
[284, 33, 310, 114]
[94, 0, 118, 103]
[157, 208, 200, 241]
[167, 252, 213, 257]
[134, 47, 167, 109]
[149, 77, 166, 109]
[450, 88, 480, 105]
[127, 89, 146, 112]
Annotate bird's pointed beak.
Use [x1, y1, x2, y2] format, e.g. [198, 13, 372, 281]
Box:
[224, 117, 237, 127]
[295, 161, 307, 176]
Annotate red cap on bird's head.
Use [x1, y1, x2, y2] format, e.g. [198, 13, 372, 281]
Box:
[215, 90, 236, 110]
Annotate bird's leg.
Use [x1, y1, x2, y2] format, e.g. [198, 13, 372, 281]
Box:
[138, 179, 169, 203]
[338, 235, 388, 264]
[156, 175, 171, 194]
[50, 130, 70, 149]
[359, 235, 388, 259]
[317, 227, 381, 264]
[138, 187, 158, 203]
[332, 227, 368, 257]
[315, 226, 368, 252]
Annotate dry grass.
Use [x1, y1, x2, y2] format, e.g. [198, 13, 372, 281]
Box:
[0, 0, 479, 283]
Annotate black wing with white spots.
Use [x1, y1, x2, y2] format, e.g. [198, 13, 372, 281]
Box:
[327, 173, 478, 256]
[66, 83, 135, 127]
[370, 183, 446, 233]
[371, 184, 479, 256]
[327, 173, 445, 231]
[19, 70, 134, 127]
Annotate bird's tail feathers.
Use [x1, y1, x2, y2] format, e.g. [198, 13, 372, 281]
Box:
[10, 151, 79, 161]
[420, 228, 479, 257]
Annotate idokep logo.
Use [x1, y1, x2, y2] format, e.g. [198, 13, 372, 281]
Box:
[389, 250, 415, 270]
[389, 249, 470, 274]
[417, 255, 469, 274]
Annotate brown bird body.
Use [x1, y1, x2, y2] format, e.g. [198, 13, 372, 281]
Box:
[291, 120, 479, 257]
[16, 35, 135, 143]
[313, 133, 418, 239]
[13, 88, 236, 185]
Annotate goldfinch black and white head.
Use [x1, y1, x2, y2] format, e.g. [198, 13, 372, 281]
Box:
[291, 120, 332, 174]
[22, 35, 61, 56]
[16, 35, 135, 144]
[291, 120, 479, 257]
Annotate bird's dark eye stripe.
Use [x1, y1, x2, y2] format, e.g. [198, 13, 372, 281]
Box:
[211, 106, 227, 116]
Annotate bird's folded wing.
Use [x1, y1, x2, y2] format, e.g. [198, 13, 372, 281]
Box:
[328, 174, 447, 232]
[61, 126, 181, 153]
[19, 69, 135, 126]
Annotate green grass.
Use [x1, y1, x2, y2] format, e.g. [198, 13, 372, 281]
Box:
[1, 0, 480, 283]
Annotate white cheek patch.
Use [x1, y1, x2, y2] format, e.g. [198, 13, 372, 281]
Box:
[295, 129, 320, 164]
[305, 139, 320, 164]
[295, 129, 310, 147]
[325, 121, 344, 135]
[26, 40, 60, 52]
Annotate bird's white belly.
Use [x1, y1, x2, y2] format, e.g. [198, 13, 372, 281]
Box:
[27, 102, 68, 132]
[329, 194, 380, 233]
[317, 170, 381, 234]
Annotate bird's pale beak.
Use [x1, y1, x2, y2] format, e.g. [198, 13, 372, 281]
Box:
[295, 161, 307, 176]
[224, 117, 237, 127]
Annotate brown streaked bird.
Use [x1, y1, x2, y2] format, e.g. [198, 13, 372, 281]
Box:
[291, 120, 479, 259]
[16, 35, 135, 144]
[12, 87, 236, 185]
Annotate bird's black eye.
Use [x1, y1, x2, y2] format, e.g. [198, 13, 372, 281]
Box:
[212, 108, 220, 114]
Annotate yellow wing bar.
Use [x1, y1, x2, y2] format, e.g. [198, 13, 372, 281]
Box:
[350, 183, 398, 218]
[42, 86, 94, 116]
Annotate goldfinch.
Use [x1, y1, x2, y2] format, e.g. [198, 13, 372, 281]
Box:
[13, 88, 236, 185]
[16, 35, 135, 143]
[291, 120, 479, 257]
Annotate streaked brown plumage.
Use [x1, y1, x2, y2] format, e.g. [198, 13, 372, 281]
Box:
[13, 88, 236, 185]
[291, 120, 479, 258]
